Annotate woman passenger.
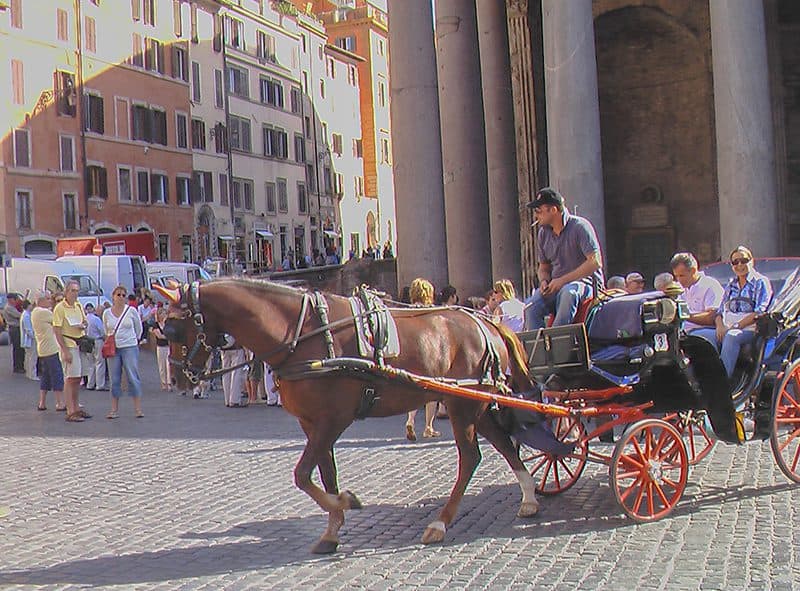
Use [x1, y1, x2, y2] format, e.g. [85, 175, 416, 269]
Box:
[492, 279, 525, 333]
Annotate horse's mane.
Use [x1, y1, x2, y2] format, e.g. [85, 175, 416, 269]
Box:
[209, 277, 331, 299]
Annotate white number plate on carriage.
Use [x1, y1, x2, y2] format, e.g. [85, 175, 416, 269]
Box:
[653, 333, 669, 352]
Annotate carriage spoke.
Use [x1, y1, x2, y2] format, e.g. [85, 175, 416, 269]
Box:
[652, 429, 670, 457]
[557, 458, 575, 479]
[660, 476, 679, 490]
[553, 461, 562, 490]
[791, 443, 800, 473]
[631, 479, 646, 514]
[618, 453, 644, 470]
[528, 455, 549, 475]
[646, 481, 655, 516]
[538, 458, 554, 489]
[617, 469, 640, 480]
[651, 478, 670, 507]
[631, 437, 645, 462]
[780, 389, 800, 413]
[778, 428, 800, 453]
[619, 475, 643, 503]
[776, 417, 800, 425]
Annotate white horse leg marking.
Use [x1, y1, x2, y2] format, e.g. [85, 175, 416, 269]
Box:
[514, 469, 539, 517]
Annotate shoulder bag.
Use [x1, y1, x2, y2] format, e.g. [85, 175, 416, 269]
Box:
[102, 306, 131, 358]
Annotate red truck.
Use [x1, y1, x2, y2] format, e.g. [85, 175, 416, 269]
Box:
[57, 231, 157, 261]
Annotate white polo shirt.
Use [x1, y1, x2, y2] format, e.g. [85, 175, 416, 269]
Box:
[683, 272, 724, 331]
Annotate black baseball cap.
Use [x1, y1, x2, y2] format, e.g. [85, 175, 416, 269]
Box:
[528, 187, 565, 209]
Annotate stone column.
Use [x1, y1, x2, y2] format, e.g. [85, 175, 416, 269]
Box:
[477, 0, 521, 289]
[541, 0, 606, 249]
[388, 0, 449, 291]
[435, 0, 492, 298]
[710, 0, 780, 257]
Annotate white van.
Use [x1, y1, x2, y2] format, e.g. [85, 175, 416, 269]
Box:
[0, 258, 110, 308]
[146, 262, 211, 285]
[57, 255, 148, 299]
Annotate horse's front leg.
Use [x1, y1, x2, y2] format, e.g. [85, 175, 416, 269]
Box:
[295, 420, 361, 554]
[477, 411, 539, 517]
[421, 402, 482, 545]
[311, 446, 361, 554]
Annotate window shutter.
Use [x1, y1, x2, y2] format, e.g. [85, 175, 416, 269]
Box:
[173, 0, 182, 37]
[131, 0, 141, 21]
[213, 15, 222, 52]
[157, 42, 165, 74]
[171, 46, 179, 78]
[99, 167, 108, 198]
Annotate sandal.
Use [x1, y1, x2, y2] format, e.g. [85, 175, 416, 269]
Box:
[77, 409, 92, 419]
[55, 406, 67, 412]
[107, 411, 119, 419]
[65, 412, 85, 422]
[136, 411, 144, 418]
[423, 427, 441, 438]
[405, 424, 417, 441]
[37, 405, 46, 411]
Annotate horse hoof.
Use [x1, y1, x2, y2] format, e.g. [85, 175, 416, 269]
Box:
[311, 538, 339, 554]
[517, 501, 540, 518]
[421, 522, 446, 545]
[340, 490, 363, 510]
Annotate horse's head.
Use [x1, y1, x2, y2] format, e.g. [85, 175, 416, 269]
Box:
[152, 282, 222, 391]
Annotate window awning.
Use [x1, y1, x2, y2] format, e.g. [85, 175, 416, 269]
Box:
[218, 235, 235, 241]
[323, 230, 339, 238]
[255, 230, 274, 238]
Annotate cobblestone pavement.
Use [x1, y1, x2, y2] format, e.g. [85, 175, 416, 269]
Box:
[0, 345, 798, 590]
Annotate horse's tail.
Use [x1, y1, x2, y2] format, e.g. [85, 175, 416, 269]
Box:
[493, 322, 535, 392]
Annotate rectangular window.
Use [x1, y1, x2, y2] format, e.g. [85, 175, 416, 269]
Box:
[306, 164, 316, 193]
[226, 65, 248, 98]
[131, 104, 149, 142]
[57, 9, 69, 41]
[176, 176, 190, 205]
[13, 128, 30, 168]
[294, 134, 306, 164]
[10, 0, 22, 28]
[172, 46, 188, 81]
[172, 0, 182, 37]
[190, 3, 198, 43]
[191, 171, 213, 203]
[262, 126, 288, 159]
[259, 77, 284, 108]
[143, 0, 155, 26]
[348, 65, 357, 86]
[85, 16, 96, 53]
[137, 170, 150, 203]
[233, 178, 254, 211]
[229, 115, 251, 152]
[191, 118, 206, 150]
[334, 172, 343, 195]
[319, 79, 325, 99]
[231, 179, 241, 209]
[176, 113, 188, 149]
[87, 165, 108, 199]
[16, 191, 31, 229]
[191, 61, 201, 102]
[151, 173, 168, 204]
[256, 30, 276, 61]
[214, 69, 224, 108]
[60, 135, 75, 172]
[265, 182, 276, 214]
[63, 193, 77, 230]
[335, 36, 356, 52]
[277, 178, 288, 212]
[130, 33, 143, 67]
[11, 59, 24, 105]
[214, 122, 227, 154]
[378, 81, 386, 107]
[327, 58, 335, 79]
[158, 234, 169, 261]
[131, 0, 141, 21]
[323, 167, 332, 194]
[212, 13, 222, 52]
[152, 109, 167, 145]
[118, 166, 132, 202]
[331, 133, 343, 156]
[304, 116, 311, 139]
[224, 16, 245, 50]
[297, 182, 307, 214]
[219, 173, 228, 206]
[145, 38, 165, 74]
[290, 87, 301, 114]
[355, 175, 364, 197]
[54, 71, 77, 117]
[84, 93, 104, 133]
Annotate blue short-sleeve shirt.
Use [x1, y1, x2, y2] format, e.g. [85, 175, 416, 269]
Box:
[718, 269, 772, 315]
[537, 211, 604, 286]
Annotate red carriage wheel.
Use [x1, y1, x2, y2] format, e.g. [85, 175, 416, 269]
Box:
[770, 359, 800, 484]
[609, 419, 688, 522]
[664, 411, 716, 465]
[519, 415, 588, 496]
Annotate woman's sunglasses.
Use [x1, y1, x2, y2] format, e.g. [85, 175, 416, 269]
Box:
[731, 258, 751, 266]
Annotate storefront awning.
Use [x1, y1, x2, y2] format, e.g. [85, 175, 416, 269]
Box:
[323, 230, 339, 238]
[255, 230, 274, 238]
[218, 235, 235, 241]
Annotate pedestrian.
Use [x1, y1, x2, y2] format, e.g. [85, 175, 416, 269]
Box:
[20, 299, 38, 381]
[84, 303, 108, 391]
[30, 292, 65, 412]
[220, 335, 246, 407]
[245, 351, 264, 405]
[103, 285, 144, 419]
[405, 278, 440, 440]
[151, 308, 172, 391]
[52, 280, 91, 422]
[3, 293, 24, 374]
[264, 363, 281, 406]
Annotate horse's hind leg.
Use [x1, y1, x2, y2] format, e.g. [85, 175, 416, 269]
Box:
[477, 412, 539, 517]
[312, 446, 361, 554]
[421, 403, 482, 545]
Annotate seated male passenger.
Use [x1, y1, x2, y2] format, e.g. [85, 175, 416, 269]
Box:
[693, 246, 772, 377]
[669, 252, 724, 346]
[524, 188, 604, 330]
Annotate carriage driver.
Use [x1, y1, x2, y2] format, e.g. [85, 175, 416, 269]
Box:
[524, 187, 604, 330]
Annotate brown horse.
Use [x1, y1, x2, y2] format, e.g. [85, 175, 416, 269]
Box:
[155, 279, 539, 554]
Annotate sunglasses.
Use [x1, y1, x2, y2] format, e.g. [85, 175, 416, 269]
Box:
[731, 258, 751, 266]
[114, 293, 127, 297]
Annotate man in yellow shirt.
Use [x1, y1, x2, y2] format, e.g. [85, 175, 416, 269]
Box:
[30, 291, 65, 412]
[52, 280, 91, 422]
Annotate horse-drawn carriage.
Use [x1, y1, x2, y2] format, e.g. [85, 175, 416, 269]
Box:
[510, 268, 800, 521]
[155, 268, 800, 552]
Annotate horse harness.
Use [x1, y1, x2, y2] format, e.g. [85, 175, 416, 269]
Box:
[169, 282, 510, 418]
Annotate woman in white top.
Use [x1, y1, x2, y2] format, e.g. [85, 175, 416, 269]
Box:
[103, 285, 144, 419]
[492, 279, 525, 333]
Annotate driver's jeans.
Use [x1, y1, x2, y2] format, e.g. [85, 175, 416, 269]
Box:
[692, 327, 755, 377]
[524, 281, 594, 330]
